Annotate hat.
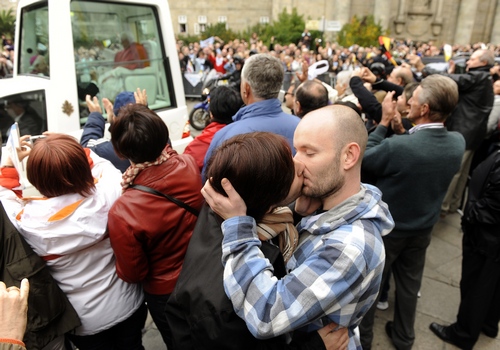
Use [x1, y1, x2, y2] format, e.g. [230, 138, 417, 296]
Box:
[113, 91, 135, 116]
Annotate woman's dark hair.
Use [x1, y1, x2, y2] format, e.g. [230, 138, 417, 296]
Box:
[110, 104, 169, 163]
[27, 134, 95, 198]
[209, 86, 242, 124]
[206, 132, 295, 222]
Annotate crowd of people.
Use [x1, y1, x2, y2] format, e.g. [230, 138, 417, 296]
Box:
[0, 35, 14, 78]
[0, 29, 499, 350]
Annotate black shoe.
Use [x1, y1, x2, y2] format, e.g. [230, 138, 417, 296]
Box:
[429, 323, 467, 349]
[385, 322, 402, 350]
[482, 325, 498, 338]
[385, 321, 394, 340]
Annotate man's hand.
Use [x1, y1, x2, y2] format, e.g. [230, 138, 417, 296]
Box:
[359, 67, 377, 84]
[447, 60, 456, 74]
[380, 91, 397, 128]
[296, 59, 309, 82]
[85, 95, 102, 114]
[391, 112, 406, 135]
[317, 323, 349, 350]
[134, 88, 147, 106]
[201, 179, 247, 219]
[0, 279, 29, 341]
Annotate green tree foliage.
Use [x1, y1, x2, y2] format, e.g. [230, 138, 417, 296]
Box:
[177, 33, 201, 45]
[241, 8, 305, 46]
[337, 15, 387, 47]
[202, 22, 239, 43]
[270, 8, 305, 45]
[0, 8, 15, 38]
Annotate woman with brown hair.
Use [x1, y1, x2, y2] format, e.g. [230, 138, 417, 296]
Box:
[166, 132, 346, 349]
[0, 134, 146, 349]
[107, 104, 204, 350]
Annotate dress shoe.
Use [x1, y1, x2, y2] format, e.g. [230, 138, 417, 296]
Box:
[385, 321, 394, 340]
[482, 325, 498, 338]
[385, 322, 402, 350]
[429, 323, 469, 349]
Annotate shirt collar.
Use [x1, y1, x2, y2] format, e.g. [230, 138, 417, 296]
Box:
[409, 122, 444, 134]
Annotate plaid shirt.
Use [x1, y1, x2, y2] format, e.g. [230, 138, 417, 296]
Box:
[221, 184, 394, 349]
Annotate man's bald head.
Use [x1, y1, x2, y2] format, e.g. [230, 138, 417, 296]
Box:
[298, 105, 368, 162]
[294, 80, 329, 118]
[388, 66, 414, 86]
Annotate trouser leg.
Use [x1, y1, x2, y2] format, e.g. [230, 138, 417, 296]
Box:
[145, 292, 173, 349]
[448, 234, 500, 348]
[360, 236, 400, 350]
[390, 231, 432, 350]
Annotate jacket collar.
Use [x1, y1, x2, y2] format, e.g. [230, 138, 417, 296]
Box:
[232, 99, 283, 122]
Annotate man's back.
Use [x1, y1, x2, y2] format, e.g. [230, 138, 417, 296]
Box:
[363, 127, 465, 231]
[203, 98, 299, 174]
[445, 68, 493, 151]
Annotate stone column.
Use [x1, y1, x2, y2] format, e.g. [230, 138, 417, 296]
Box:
[373, 0, 392, 31]
[334, 0, 351, 26]
[488, 0, 500, 43]
[454, 0, 480, 45]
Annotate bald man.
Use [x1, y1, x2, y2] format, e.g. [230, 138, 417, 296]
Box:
[293, 80, 329, 118]
[202, 105, 395, 349]
[387, 66, 414, 86]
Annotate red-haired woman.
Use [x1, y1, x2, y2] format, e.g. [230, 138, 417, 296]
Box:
[107, 104, 204, 350]
[0, 134, 146, 350]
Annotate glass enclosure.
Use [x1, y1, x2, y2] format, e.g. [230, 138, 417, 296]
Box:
[18, 3, 49, 77]
[70, 1, 174, 123]
[0, 90, 47, 144]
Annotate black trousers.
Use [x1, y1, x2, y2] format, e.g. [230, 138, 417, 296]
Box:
[145, 292, 173, 349]
[447, 233, 500, 349]
[66, 302, 147, 350]
[360, 229, 432, 350]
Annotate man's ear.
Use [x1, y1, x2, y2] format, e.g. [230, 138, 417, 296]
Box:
[293, 100, 302, 115]
[343, 142, 361, 170]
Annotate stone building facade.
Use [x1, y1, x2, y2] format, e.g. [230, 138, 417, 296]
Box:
[2, 0, 499, 45]
[169, 0, 500, 45]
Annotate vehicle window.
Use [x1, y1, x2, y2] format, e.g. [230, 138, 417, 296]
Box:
[18, 3, 50, 77]
[0, 90, 47, 144]
[70, 1, 174, 125]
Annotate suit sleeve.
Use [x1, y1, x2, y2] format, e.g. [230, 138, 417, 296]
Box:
[350, 76, 382, 123]
[362, 125, 396, 177]
[466, 153, 500, 225]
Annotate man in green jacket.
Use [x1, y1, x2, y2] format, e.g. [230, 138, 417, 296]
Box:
[359, 75, 466, 350]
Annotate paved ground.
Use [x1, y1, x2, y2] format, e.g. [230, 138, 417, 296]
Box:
[143, 101, 500, 349]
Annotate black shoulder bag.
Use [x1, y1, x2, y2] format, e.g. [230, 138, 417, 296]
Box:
[128, 184, 199, 217]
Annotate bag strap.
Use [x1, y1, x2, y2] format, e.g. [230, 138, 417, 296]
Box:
[128, 184, 199, 217]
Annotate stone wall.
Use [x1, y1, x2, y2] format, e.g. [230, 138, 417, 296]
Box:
[2, 0, 498, 45]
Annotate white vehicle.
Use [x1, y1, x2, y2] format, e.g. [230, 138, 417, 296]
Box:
[0, 0, 190, 150]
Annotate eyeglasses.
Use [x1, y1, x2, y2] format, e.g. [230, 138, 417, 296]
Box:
[285, 92, 294, 97]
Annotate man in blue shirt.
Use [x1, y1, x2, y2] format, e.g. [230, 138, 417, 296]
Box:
[202, 54, 300, 178]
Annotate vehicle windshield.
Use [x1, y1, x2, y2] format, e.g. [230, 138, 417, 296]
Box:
[70, 0, 175, 124]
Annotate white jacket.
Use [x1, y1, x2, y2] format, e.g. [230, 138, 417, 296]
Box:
[0, 151, 143, 336]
